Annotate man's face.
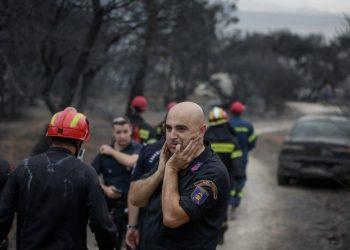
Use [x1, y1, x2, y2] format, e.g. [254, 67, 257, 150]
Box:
[112, 124, 132, 148]
[165, 112, 203, 154]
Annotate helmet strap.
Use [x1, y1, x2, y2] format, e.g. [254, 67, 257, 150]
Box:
[76, 148, 86, 160]
[73, 141, 83, 158]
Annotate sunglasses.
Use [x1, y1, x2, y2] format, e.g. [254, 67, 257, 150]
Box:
[112, 116, 130, 125]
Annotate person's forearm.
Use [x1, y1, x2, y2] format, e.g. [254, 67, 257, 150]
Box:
[98, 176, 107, 191]
[162, 168, 180, 221]
[128, 191, 140, 225]
[129, 168, 164, 207]
[111, 151, 138, 168]
[162, 167, 188, 228]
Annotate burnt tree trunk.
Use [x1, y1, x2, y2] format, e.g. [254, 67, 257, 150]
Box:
[32, 0, 104, 155]
[126, 0, 158, 116]
[59, 0, 104, 109]
[76, 66, 101, 111]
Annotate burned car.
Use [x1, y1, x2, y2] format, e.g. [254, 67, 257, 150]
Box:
[277, 115, 350, 185]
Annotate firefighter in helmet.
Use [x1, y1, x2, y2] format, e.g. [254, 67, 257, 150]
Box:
[205, 106, 244, 243]
[0, 107, 117, 249]
[129, 96, 157, 145]
[229, 101, 257, 210]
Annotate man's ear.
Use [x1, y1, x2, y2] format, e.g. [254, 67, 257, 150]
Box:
[199, 124, 207, 136]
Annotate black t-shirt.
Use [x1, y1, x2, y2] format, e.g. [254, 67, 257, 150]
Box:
[91, 141, 142, 197]
[0, 147, 116, 249]
[131, 137, 165, 182]
[140, 145, 230, 250]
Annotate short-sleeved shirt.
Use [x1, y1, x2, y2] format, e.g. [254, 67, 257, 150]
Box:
[91, 141, 142, 198]
[131, 137, 165, 182]
[140, 144, 230, 250]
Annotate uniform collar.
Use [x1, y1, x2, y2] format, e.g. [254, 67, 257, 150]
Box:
[48, 146, 74, 155]
[186, 140, 212, 173]
[124, 141, 134, 151]
[195, 140, 211, 161]
[231, 116, 241, 120]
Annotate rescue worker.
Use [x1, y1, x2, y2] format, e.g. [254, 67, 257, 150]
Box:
[0, 158, 10, 250]
[129, 96, 157, 145]
[92, 116, 142, 250]
[130, 102, 230, 250]
[126, 136, 165, 250]
[127, 111, 171, 249]
[0, 107, 117, 249]
[205, 107, 244, 243]
[229, 101, 257, 210]
[155, 102, 177, 139]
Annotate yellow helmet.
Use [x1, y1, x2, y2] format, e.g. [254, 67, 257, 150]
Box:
[208, 107, 228, 126]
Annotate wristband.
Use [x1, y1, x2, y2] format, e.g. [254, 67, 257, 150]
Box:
[127, 224, 138, 230]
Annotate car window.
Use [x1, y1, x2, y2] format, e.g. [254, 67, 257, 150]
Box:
[291, 118, 350, 140]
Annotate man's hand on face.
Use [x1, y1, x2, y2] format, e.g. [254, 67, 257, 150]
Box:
[102, 185, 121, 199]
[99, 144, 115, 156]
[165, 137, 202, 172]
[158, 143, 171, 175]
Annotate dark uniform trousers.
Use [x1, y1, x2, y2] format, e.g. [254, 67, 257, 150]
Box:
[107, 198, 128, 250]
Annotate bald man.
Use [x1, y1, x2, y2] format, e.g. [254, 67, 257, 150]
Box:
[129, 102, 230, 250]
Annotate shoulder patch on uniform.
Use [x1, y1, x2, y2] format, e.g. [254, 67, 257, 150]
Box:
[191, 186, 209, 206]
[194, 180, 218, 199]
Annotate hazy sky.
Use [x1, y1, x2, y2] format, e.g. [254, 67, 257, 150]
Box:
[239, 0, 350, 14]
[231, 0, 350, 38]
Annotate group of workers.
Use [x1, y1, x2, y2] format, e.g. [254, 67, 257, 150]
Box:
[0, 96, 256, 250]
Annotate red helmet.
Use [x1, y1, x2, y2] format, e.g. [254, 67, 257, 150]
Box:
[46, 107, 90, 141]
[230, 101, 245, 115]
[131, 96, 148, 112]
[166, 101, 177, 111]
